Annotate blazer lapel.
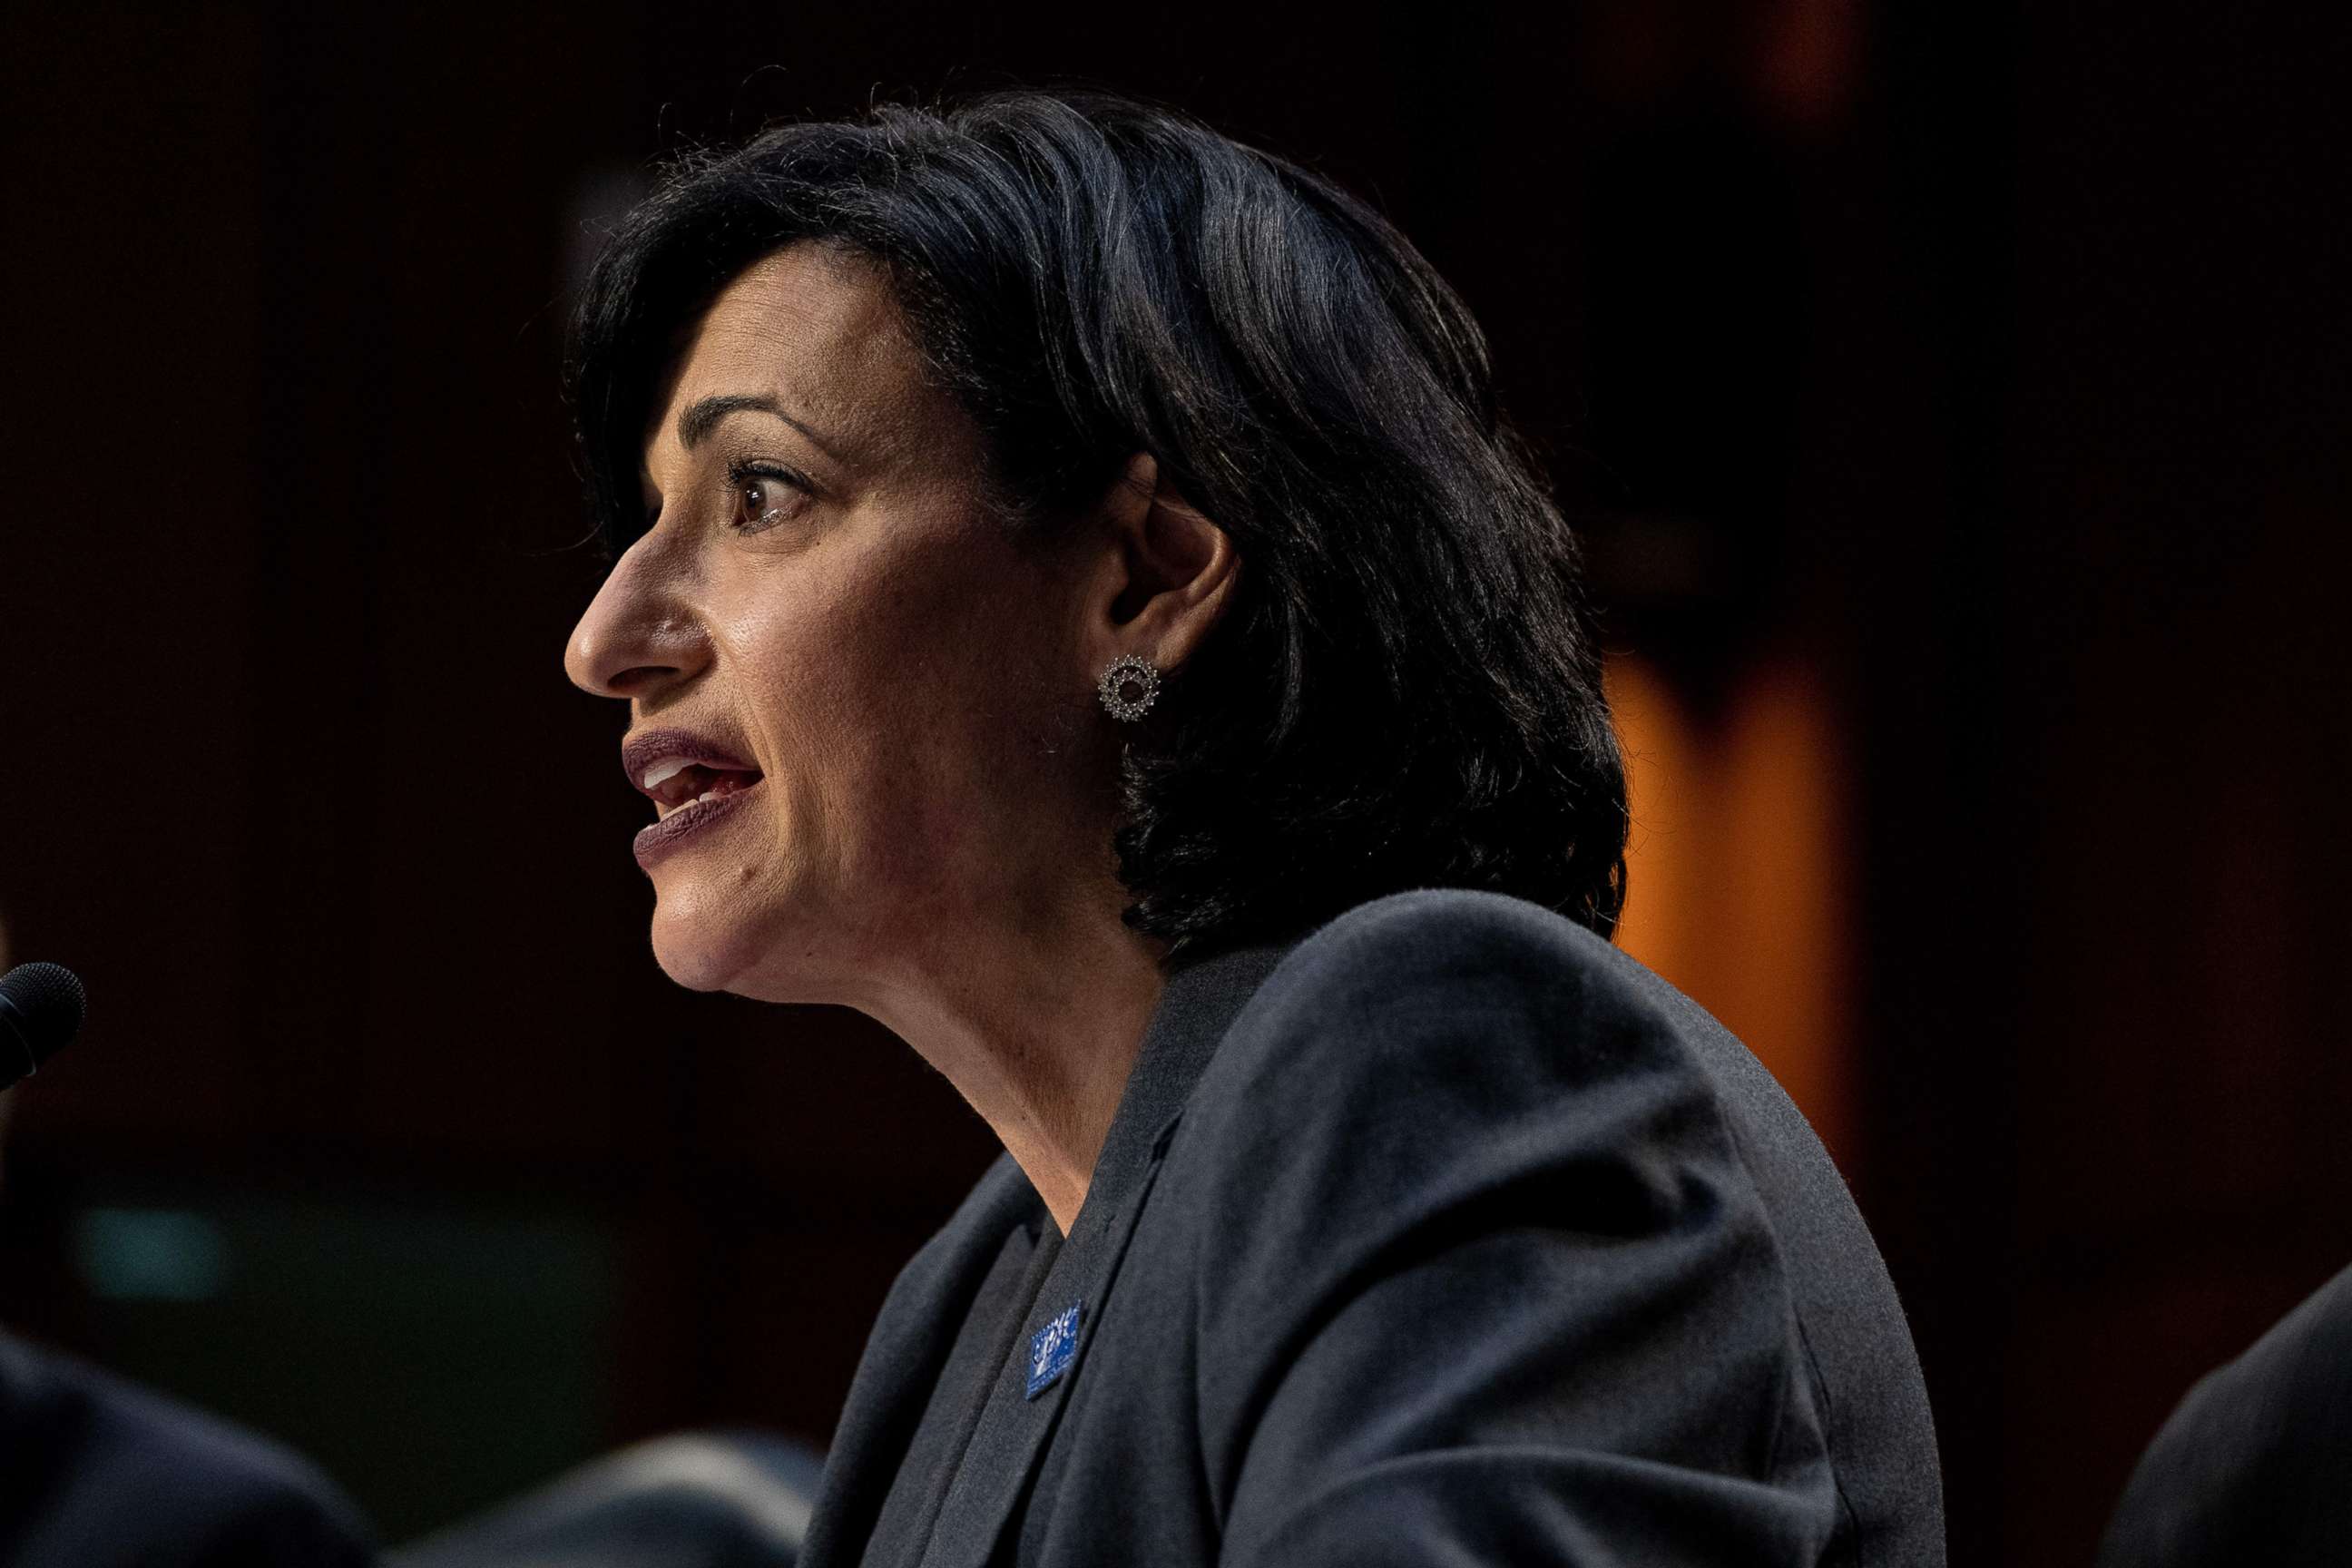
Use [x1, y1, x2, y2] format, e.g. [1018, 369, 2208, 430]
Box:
[916, 936, 1298, 1568]
[799, 1159, 1041, 1568]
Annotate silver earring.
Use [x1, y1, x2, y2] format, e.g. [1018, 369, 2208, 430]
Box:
[1097, 654, 1161, 721]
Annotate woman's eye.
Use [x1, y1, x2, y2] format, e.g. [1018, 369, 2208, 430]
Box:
[726, 463, 808, 534]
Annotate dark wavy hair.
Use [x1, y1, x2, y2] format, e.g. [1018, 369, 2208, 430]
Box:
[568, 90, 1628, 959]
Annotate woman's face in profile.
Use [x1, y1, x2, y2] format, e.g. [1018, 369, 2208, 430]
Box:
[564, 244, 1104, 1005]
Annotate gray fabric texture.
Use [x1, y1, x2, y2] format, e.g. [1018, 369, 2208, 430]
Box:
[801, 887, 1946, 1568]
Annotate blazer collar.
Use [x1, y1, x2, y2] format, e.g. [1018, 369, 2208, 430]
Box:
[1068, 934, 1302, 1239]
[913, 932, 1301, 1568]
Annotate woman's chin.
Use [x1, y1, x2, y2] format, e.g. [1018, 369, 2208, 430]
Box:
[647, 902, 769, 994]
[646, 887, 823, 998]
[648, 936, 736, 993]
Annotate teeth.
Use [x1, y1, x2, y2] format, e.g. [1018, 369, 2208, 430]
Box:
[661, 787, 731, 820]
[642, 758, 693, 790]
[651, 774, 761, 823]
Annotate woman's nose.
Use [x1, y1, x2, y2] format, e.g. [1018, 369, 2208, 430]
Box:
[564, 538, 709, 701]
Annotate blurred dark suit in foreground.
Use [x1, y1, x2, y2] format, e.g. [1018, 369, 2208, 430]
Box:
[2098, 1262, 2352, 1566]
[392, 1431, 819, 1568]
[0, 1330, 377, 1567]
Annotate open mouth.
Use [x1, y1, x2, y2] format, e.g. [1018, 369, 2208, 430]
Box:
[621, 730, 768, 870]
[642, 760, 765, 821]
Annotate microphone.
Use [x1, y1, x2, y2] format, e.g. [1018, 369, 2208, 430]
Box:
[0, 963, 85, 1091]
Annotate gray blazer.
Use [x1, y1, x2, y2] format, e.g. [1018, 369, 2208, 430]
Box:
[801, 889, 1945, 1567]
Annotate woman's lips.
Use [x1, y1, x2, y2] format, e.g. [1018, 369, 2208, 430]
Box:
[633, 777, 763, 869]
[622, 728, 760, 796]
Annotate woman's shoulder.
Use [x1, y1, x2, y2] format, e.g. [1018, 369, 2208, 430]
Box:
[1181, 887, 1735, 1165]
[1224, 887, 1707, 1074]
[1162, 888, 1794, 1405]
[1268, 885, 1646, 991]
[1161, 890, 1942, 1559]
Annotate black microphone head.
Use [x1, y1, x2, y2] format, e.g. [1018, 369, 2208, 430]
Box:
[0, 963, 86, 1083]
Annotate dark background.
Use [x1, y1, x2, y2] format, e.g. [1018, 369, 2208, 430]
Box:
[3, 3, 2347, 1563]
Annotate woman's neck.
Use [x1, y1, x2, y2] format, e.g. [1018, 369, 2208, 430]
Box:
[851, 891, 1169, 1236]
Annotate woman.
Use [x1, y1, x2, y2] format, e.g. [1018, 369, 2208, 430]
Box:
[562, 91, 1944, 1567]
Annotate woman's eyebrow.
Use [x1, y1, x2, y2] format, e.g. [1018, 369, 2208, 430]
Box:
[675, 392, 845, 463]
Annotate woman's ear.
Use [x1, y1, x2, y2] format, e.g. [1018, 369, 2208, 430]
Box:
[1088, 453, 1240, 673]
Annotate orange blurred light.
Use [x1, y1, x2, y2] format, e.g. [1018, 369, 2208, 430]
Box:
[1609, 652, 1853, 1159]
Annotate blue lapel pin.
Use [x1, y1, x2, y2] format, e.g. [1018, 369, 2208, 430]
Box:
[1025, 1300, 1084, 1399]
